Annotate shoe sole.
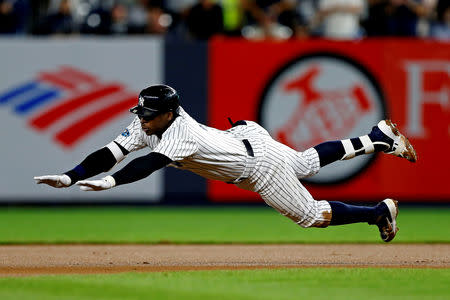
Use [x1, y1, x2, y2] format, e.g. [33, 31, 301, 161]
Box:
[385, 120, 418, 163]
[381, 198, 399, 242]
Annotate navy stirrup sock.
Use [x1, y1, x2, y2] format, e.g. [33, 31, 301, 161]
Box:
[329, 201, 382, 225]
[313, 141, 345, 167]
[313, 123, 393, 168]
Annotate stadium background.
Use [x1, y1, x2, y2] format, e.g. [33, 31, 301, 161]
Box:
[0, 1, 449, 299]
[0, 37, 448, 204]
[1, 0, 449, 205]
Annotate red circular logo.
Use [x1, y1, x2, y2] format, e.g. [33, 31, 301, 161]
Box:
[258, 53, 386, 184]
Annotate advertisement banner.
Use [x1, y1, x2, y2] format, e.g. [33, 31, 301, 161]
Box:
[0, 38, 164, 202]
[209, 39, 449, 202]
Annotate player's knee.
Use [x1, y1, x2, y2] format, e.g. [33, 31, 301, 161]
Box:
[281, 202, 332, 228]
[296, 217, 330, 228]
[296, 148, 321, 178]
[279, 211, 318, 228]
[304, 201, 332, 228]
[287, 215, 321, 228]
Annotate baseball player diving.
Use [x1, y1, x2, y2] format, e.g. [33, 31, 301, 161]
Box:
[34, 84, 417, 242]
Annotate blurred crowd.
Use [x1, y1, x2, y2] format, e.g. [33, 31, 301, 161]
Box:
[0, 0, 449, 40]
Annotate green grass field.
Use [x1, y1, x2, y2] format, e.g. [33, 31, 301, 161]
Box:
[0, 268, 448, 300]
[0, 206, 448, 243]
[0, 206, 449, 300]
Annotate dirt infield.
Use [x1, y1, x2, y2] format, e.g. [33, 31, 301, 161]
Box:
[0, 244, 449, 276]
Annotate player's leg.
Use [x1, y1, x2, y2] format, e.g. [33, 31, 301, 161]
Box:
[263, 184, 398, 242]
[286, 120, 417, 180]
[313, 120, 417, 168]
[328, 199, 399, 242]
[256, 141, 398, 241]
[256, 151, 333, 228]
[257, 141, 399, 241]
[257, 161, 398, 241]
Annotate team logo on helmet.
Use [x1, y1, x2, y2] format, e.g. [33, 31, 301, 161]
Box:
[258, 53, 386, 184]
[139, 96, 144, 107]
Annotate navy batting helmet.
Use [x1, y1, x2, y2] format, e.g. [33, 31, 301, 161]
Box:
[130, 84, 180, 120]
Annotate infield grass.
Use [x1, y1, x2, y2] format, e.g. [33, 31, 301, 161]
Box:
[0, 268, 449, 300]
[0, 206, 448, 244]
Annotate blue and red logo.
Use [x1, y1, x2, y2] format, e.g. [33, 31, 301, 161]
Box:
[0, 66, 137, 149]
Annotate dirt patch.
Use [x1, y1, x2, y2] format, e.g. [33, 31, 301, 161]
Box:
[0, 244, 449, 276]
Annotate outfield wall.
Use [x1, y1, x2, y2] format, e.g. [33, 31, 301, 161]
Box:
[0, 37, 448, 203]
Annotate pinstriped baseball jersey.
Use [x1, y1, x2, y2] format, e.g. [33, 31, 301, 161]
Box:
[114, 107, 331, 227]
[115, 107, 250, 182]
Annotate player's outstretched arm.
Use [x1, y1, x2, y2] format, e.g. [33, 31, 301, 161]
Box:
[76, 152, 172, 191]
[34, 142, 128, 188]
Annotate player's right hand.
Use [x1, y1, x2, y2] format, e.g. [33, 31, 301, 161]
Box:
[76, 175, 116, 191]
[34, 175, 72, 188]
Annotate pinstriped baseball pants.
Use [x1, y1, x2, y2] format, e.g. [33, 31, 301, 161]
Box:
[235, 122, 332, 228]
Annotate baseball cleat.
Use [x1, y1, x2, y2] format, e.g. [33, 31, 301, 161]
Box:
[371, 120, 417, 162]
[375, 198, 399, 242]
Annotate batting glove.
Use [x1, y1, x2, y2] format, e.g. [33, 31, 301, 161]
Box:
[76, 175, 116, 191]
[34, 174, 72, 188]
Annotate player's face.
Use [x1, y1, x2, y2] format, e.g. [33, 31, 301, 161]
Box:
[139, 112, 174, 135]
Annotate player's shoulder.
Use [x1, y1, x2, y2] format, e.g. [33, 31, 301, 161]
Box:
[162, 108, 198, 138]
[117, 116, 142, 137]
[129, 116, 147, 135]
[173, 107, 199, 129]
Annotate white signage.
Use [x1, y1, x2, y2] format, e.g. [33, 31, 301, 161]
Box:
[0, 38, 164, 202]
[404, 61, 450, 137]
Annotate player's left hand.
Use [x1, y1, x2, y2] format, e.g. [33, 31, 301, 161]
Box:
[76, 176, 116, 191]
